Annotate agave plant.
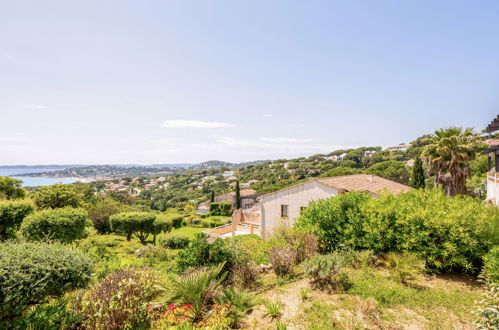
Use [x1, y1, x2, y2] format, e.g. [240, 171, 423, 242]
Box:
[168, 262, 227, 320]
[216, 286, 256, 324]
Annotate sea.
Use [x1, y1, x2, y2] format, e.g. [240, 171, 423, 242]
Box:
[0, 167, 77, 187]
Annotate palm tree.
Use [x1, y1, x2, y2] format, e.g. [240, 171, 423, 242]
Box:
[422, 127, 479, 196]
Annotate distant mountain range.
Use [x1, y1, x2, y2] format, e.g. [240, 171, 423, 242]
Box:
[2, 160, 268, 180]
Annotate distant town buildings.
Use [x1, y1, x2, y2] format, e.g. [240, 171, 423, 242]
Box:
[385, 143, 411, 152]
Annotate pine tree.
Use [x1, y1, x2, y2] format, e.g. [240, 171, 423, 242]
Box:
[410, 157, 425, 189]
[210, 191, 215, 203]
[235, 180, 241, 209]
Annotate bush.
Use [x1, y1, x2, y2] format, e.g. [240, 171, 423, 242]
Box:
[269, 245, 298, 276]
[302, 253, 352, 292]
[176, 234, 233, 274]
[295, 192, 371, 252]
[73, 267, 161, 330]
[167, 263, 226, 320]
[4, 298, 80, 329]
[86, 197, 123, 234]
[0, 199, 34, 239]
[210, 202, 232, 216]
[482, 246, 499, 284]
[296, 189, 499, 273]
[19, 207, 88, 243]
[159, 233, 190, 249]
[385, 252, 425, 284]
[0, 241, 93, 319]
[150, 217, 173, 244]
[109, 211, 156, 243]
[0, 176, 26, 200]
[277, 230, 319, 263]
[32, 184, 83, 209]
[227, 240, 258, 288]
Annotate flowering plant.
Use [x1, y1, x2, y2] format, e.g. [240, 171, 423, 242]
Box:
[148, 303, 195, 328]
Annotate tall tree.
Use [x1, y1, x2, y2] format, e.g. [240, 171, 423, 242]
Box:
[422, 127, 479, 196]
[410, 158, 425, 189]
[210, 191, 215, 203]
[235, 180, 241, 209]
[0, 176, 26, 200]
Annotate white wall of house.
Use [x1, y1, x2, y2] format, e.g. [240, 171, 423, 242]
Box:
[487, 172, 499, 206]
[259, 181, 338, 239]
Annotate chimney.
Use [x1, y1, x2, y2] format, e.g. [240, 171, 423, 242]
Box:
[367, 174, 374, 182]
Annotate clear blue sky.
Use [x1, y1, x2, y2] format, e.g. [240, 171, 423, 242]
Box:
[1, 0, 498, 165]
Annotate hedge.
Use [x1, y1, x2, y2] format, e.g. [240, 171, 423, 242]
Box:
[158, 233, 190, 249]
[110, 212, 156, 243]
[0, 199, 35, 239]
[296, 189, 499, 273]
[19, 207, 88, 243]
[0, 241, 93, 319]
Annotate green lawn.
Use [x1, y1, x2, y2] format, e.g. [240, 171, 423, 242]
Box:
[170, 226, 206, 239]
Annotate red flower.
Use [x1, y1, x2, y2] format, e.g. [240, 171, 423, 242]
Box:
[169, 303, 176, 310]
[183, 304, 192, 309]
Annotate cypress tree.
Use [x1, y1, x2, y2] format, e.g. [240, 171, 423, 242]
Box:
[410, 158, 425, 189]
[235, 180, 241, 209]
[210, 191, 215, 203]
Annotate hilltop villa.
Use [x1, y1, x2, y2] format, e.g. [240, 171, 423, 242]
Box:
[205, 174, 410, 240]
[485, 115, 499, 206]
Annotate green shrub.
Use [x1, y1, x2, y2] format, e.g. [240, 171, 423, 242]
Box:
[167, 263, 226, 320]
[19, 207, 88, 243]
[296, 189, 499, 273]
[109, 211, 156, 243]
[302, 253, 352, 292]
[0, 241, 93, 319]
[0, 176, 26, 200]
[263, 299, 283, 319]
[385, 252, 425, 284]
[4, 298, 80, 330]
[482, 246, 499, 284]
[171, 215, 183, 229]
[32, 184, 83, 209]
[210, 202, 232, 216]
[159, 233, 190, 249]
[0, 199, 34, 239]
[73, 267, 161, 329]
[295, 192, 371, 252]
[176, 234, 233, 274]
[77, 236, 121, 279]
[86, 197, 123, 234]
[227, 240, 258, 288]
[275, 230, 319, 263]
[150, 217, 173, 243]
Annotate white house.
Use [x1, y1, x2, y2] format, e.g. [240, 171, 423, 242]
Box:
[485, 115, 499, 206]
[385, 143, 411, 152]
[206, 174, 410, 240]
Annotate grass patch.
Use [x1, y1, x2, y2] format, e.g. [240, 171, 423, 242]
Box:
[348, 268, 479, 315]
[169, 226, 206, 239]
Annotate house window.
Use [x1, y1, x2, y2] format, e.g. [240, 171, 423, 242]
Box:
[281, 204, 288, 218]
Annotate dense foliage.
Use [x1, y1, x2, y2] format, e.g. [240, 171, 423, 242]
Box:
[86, 197, 124, 233]
[302, 253, 352, 292]
[176, 234, 233, 273]
[73, 267, 161, 329]
[0, 176, 26, 199]
[158, 233, 190, 249]
[422, 127, 479, 196]
[32, 183, 83, 209]
[20, 207, 88, 243]
[0, 241, 93, 319]
[296, 189, 499, 273]
[109, 211, 156, 243]
[0, 199, 34, 239]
